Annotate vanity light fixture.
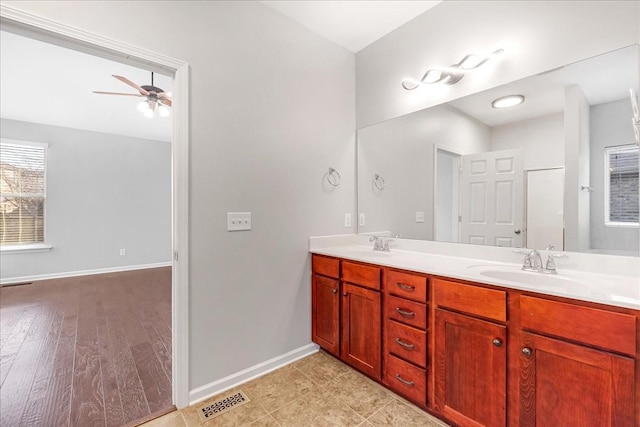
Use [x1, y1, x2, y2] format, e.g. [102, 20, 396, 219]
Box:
[402, 49, 505, 90]
[491, 94, 525, 109]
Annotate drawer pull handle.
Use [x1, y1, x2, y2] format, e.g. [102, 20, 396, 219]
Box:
[395, 338, 415, 349]
[397, 282, 415, 291]
[522, 347, 532, 357]
[395, 307, 415, 317]
[492, 338, 502, 347]
[395, 374, 415, 386]
[332, 289, 337, 294]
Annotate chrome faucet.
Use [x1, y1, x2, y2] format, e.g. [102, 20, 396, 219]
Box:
[515, 245, 568, 274]
[370, 236, 392, 252]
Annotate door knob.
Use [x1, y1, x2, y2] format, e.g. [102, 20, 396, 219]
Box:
[332, 289, 337, 294]
[522, 347, 532, 357]
[514, 229, 522, 234]
[492, 338, 502, 347]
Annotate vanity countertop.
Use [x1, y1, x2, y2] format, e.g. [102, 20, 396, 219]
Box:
[310, 243, 640, 311]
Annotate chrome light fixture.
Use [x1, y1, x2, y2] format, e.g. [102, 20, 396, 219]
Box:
[402, 49, 505, 90]
[492, 94, 525, 109]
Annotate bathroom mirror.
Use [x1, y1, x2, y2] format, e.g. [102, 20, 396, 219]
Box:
[357, 44, 639, 256]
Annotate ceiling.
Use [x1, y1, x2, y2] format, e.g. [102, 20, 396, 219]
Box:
[261, 1, 442, 52]
[0, 30, 173, 143]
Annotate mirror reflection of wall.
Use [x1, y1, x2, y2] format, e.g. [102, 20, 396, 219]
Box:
[357, 44, 639, 256]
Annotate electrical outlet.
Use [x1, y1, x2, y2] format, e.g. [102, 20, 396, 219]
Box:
[359, 213, 366, 227]
[119, 249, 126, 256]
[227, 212, 252, 231]
[416, 212, 425, 223]
[344, 213, 352, 227]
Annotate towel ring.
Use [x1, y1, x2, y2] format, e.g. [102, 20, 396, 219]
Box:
[374, 174, 386, 190]
[327, 168, 341, 187]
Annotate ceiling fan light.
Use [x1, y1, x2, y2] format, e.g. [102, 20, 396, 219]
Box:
[158, 105, 170, 117]
[137, 101, 149, 113]
[144, 108, 154, 118]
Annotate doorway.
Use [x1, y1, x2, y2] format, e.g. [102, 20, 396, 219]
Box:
[0, 4, 189, 415]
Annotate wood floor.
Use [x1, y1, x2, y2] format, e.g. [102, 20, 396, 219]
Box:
[0, 267, 172, 427]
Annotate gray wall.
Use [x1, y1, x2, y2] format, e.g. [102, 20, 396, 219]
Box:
[357, 104, 490, 240]
[590, 98, 639, 253]
[0, 118, 172, 280]
[2, 0, 356, 394]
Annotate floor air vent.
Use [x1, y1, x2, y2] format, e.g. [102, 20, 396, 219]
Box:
[196, 391, 250, 423]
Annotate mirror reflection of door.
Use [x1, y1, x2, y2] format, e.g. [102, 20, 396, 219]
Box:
[460, 149, 524, 247]
[526, 168, 565, 250]
[434, 147, 461, 243]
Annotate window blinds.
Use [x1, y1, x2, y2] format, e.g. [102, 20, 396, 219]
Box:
[0, 142, 46, 244]
[607, 146, 639, 224]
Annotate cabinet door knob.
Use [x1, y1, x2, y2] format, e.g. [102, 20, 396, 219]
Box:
[522, 347, 532, 357]
[343, 292, 348, 296]
[492, 338, 502, 347]
[332, 289, 337, 294]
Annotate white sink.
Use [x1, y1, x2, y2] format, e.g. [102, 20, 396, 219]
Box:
[340, 250, 393, 258]
[467, 264, 584, 288]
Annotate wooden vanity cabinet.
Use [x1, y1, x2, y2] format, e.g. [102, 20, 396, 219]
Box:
[382, 269, 428, 406]
[433, 278, 508, 427]
[311, 255, 340, 356]
[311, 255, 382, 379]
[517, 295, 637, 427]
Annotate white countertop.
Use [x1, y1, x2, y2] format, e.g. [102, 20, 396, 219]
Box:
[309, 236, 640, 311]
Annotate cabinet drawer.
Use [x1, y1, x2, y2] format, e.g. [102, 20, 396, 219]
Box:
[386, 295, 427, 330]
[383, 354, 427, 407]
[312, 255, 339, 279]
[386, 320, 427, 368]
[342, 261, 381, 290]
[386, 270, 427, 302]
[433, 279, 506, 322]
[520, 295, 637, 356]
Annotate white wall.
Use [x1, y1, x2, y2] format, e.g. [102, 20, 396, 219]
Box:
[356, 1, 640, 128]
[491, 113, 565, 170]
[1, 0, 356, 397]
[0, 118, 172, 281]
[357, 104, 489, 240]
[590, 98, 639, 253]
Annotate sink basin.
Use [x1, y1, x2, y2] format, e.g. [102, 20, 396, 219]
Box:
[467, 264, 583, 288]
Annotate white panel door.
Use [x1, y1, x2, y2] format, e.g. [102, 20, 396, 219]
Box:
[460, 149, 524, 247]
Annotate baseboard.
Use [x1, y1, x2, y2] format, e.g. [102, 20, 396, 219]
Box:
[0, 262, 172, 286]
[188, 343, 319, 405]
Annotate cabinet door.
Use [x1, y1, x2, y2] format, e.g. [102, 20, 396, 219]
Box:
[435, 308, 506, 427]
[519, 331, 635, 427]
[312, 274, 340, 356]
[341, 283, 381, 379]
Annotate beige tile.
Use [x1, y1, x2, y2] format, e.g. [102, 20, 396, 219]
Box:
[248, 413, 281, 426]
[324, 369, 394, 418]
[367, 399, 449, 427]
[181, 388, 268, 426]
[243, 365, 315, 411]
[139, 410, 187, 427]
[292, 351, 351, 386]
[270, 386, 365, 427]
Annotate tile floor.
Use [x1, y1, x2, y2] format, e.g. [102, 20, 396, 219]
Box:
[141, 351, 449, 427]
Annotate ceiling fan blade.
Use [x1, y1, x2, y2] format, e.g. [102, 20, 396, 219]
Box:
[159, 98, 172, 107]
[93, 91, 146, 97]
[112, 75, 150, 96]
[158, 91, 172, 99]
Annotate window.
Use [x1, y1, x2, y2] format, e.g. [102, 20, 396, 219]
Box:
[0, 140, 47, 245]
[604, 145, 639, 226]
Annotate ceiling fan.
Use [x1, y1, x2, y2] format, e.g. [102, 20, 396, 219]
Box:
[93, 72, 172, 117]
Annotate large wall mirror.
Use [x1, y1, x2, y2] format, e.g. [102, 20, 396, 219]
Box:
[357, 45, 639, 257]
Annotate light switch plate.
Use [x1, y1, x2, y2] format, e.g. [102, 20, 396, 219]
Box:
[344, 213, 352, 227]
[415, 211, 425, 223]
[227, 212, 252, 231]
[359, 213, 366, 227]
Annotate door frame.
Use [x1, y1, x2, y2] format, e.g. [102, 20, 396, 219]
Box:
[433, 144, 463, 242]
[0, 5, 191, 408]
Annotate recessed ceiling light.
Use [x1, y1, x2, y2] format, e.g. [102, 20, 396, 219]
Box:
[492, 94, 525, 109]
